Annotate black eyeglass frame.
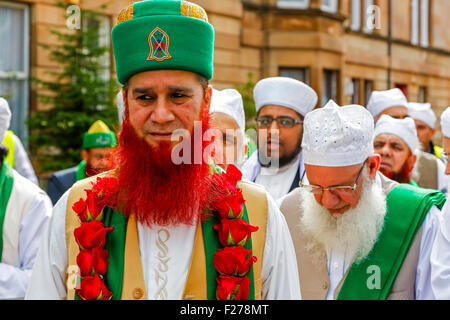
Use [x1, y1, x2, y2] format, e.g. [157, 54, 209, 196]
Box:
[255, 116, 303, 128]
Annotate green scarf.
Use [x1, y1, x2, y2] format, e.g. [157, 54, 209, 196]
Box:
[337, 184, 446, 300]
[0, 159, 14, 260]
[75, 161, 86, 181]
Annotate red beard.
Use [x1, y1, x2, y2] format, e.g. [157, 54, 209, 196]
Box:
[113, 109, 214, 227]
[379, 160, 414, 184]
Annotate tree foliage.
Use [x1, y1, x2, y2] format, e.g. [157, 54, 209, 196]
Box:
[29, 2, 119, 172]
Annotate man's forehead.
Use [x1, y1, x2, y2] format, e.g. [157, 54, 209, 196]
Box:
[375, 133, 408, 147]
[305, 163, 361, 185]
[258, 105, 300, 118]
[128, 70, 201, 89]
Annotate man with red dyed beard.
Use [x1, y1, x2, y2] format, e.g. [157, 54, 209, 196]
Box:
[26, 0, 300, 301]
[373, 115, 420, 185]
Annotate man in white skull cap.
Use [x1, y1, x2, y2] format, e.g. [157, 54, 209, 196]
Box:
[0, 98, 39, 185]
[279, 100, 447, 300]
[408, 102, 443, 158]
[209, 88, 248, 169]
[0, 97, 52, 299]
[242, 77, 318, 200]
[367, 88, 409, 122]
[373, 115, 448, 191]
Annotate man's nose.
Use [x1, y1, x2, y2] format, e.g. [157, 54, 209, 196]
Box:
[150, 99, 175, 124]
[319, 190, 340, 209]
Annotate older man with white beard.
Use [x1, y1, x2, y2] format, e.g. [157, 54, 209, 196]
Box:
[279, 100, 447, 300]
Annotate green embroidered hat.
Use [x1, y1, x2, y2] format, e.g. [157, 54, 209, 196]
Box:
[112, 0, 215, 85]
[82, 120, 117, 150]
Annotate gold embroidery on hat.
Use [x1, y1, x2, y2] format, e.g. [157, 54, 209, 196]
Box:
[117, 4, 133, 24]
[180, 1, 208, 22]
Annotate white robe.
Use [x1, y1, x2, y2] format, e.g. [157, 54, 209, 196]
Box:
[324, 173, 442, 300]
[25, 187, 301, 300]
[242, 151, 304, 201]
[0, 169, 52, 299]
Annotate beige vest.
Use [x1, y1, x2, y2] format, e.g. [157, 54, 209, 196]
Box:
[415, 151, 438, 190]
[280, 174, 423, 300]
[65, 172, 268, 300]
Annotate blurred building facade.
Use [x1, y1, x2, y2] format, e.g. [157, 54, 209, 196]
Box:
[1, 0, 449, 144]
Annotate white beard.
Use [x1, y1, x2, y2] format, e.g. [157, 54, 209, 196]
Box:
[299, 174, 387, 264]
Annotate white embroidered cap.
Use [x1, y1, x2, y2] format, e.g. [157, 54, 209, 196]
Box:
[253, 77, 318, 117]
[0, 98, 11, 144]
[440, 107, 450, 138]
[374, 114, 419, 153]
[302, 100, 374, 167]
[210, 88, 245, 133]
[408, 102, 436, 129]
[367, 88, 408, 120]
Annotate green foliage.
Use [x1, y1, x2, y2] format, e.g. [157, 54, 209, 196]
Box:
[234, 72, 257, 131]
[29, 2, 119, 172]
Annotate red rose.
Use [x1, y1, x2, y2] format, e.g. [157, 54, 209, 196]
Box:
[77, 247, 110, 277]
[214, 191, 246, 219]
[92, 177, 119, 208]
[213, 218, 259, 247]
[74, 220, 114, 250]
[213, 246, 257, 277]
[216, 275, 250, 300]
[223, 164, 242, 192]
[72, 192, 105, 223]
[76, 274, 112, 300]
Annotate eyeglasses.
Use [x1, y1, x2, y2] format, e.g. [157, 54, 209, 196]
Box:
[256, 116, 303, 129]
[299, 160, 367, 197]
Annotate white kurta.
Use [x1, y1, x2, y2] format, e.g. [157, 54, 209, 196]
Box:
[435, 158, 449, 192]
[242, 151, 304, 201]
[0, 170, 52, 299]
[324, 173, 442, 300]
[11, 134, 39, 186]
[25, 187, 301, 300]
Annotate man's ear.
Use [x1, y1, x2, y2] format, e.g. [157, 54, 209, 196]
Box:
[407, 153, 418, 170]
[81, 149, 89, 162]
[367, 154, 381, 179]
[204, 85, 212, 113]
[431, 128, 436, 138]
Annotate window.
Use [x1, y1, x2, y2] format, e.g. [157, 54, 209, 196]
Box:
[411, 0, 430, 47]
[279, 67, 310, 85]
[0, 1, 30, 145]
[321, 0, 338, 13]
[364, 80, 373, 106]
[363, 0, 375, 33]
[396, 84, 408, 99]
[418, 86, 427, 103]
[351, 0, 361, 31]
[322, 70, 339, 107]
[351, 78, 360, 104]
[277, 0, 310, 9]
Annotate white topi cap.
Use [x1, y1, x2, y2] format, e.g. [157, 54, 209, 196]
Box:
[408, 102, 436, 129]
[0, 98, 11, 144]
[367, 88, 408, 120]
[374, 114, 419, 153]
[210, 88, 245, 133]
[253, 77, 318, 117]
[302, 100, 374, 167]
[440, 107, 450, 139]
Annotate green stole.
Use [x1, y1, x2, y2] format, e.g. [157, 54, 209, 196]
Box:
[98, 202, 256, 300]
[75, 161, 86, 181]
[337, 184, 446, 300]
[0, 159, 14, 260]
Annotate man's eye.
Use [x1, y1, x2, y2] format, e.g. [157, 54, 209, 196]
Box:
[171, 93, 187, 99]
[137, 95, 154, 101]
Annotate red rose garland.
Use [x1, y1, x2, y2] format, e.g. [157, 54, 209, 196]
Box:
[210, 165, 259, 300]
[72, 177, 119, 300]
[71, 166, 257, 301]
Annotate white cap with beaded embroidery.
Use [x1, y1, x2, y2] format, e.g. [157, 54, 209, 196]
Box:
[302, 100, 374, 167]
[440, 107, 450, 138]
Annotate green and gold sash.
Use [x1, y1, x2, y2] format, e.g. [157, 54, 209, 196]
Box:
[0, 159, 14, 260]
